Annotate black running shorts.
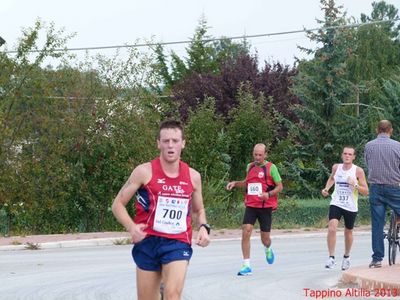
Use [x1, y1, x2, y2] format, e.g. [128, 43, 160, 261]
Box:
[242, 206, 272, 232]
[328, 205, 357, 229]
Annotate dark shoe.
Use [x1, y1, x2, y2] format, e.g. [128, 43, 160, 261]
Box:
[369, 260, 382, 268]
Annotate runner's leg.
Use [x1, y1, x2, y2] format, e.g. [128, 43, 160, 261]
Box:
[161, 260, 188, 300]
[342, 210, 357, 257]
[241, 207, 257, 260]
[242, 224, 253, 259]
[136, 268, 162, 300]
[259, 208, 272, 248]
[327, 219, 339, 257]
[344, 228, 353, 256]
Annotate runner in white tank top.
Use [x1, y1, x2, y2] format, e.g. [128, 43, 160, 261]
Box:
[321, 147, 369, 270]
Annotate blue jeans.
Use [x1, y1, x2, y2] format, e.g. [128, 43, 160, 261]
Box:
[369, 184, 400, 262]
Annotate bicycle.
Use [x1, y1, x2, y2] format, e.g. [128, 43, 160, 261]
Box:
[385, 209, 400, 265]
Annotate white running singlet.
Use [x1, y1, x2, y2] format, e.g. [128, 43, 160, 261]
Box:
[330, 164, 359, 212]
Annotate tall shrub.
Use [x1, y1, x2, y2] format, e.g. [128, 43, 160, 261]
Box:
[226, 86, 274, 180]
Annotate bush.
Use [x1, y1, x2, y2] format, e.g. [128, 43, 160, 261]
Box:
[206, 196, 371, 230]
[274, 197, 370, 228]
[182, 98, 231, 179]
[201, 177, 243, 228]
[226, 86, 274, 180]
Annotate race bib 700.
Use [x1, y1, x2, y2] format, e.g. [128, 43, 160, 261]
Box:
[153, 196, 189, 234]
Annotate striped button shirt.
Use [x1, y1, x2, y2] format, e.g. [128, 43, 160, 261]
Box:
[364, 134, 400, 185]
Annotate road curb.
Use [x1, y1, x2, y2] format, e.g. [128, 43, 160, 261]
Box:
[342, 264, 400, 291]
[0, 230, 370, 251]
[0, 237, 129, 251]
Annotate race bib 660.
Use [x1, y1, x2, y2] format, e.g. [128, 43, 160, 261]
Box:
[247, 183, 262, 196]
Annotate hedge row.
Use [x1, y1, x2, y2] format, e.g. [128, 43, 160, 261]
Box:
[206, 197, 372, 230]
[0, 197, 372, 236]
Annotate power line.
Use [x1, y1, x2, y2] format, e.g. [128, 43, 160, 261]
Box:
[4, 18, 399, 54]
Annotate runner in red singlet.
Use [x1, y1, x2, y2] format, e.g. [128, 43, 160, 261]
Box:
[226, 143, 283, 276]
[112, 120, 210, 300]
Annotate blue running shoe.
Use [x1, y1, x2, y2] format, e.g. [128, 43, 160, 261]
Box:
[237, 265, 252, 276]
[265, 247, 275, 264]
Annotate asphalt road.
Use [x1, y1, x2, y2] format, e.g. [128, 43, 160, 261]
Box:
[0, 232, 373, 300]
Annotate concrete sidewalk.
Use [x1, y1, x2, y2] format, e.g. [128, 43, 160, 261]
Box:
[342, 264, 400, 291]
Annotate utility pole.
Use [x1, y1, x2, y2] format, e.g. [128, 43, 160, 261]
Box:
[341, 83, 384, 113]
[355, 84, 359, 117]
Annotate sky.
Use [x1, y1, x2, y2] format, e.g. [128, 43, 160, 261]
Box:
[1, 0, 399, 66]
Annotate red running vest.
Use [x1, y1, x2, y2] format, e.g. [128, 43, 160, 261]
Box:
[134, 158, 194, 245]
[245, 162, 278, 209]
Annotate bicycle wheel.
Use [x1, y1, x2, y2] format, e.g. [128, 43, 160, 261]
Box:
[388, 211, 397, 265]
[395, 225, 400, 265]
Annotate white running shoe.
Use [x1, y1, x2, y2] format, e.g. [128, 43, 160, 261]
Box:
[325, 257, 336, 269]
[341, 257, 350, 270]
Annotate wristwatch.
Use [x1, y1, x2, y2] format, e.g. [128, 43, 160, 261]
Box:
[200, 223, 211, 234]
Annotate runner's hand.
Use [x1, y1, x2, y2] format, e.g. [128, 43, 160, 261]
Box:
[347, 177, 356, 187]
[196, 227, 210, 247]
[258, 192, 269, 199]
[128, 223, 147, 244]
[226, 181, 235, 190]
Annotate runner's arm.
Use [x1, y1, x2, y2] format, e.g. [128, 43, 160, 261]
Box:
[112, 163, 150, 242]
[226, 180, 246, 190]
[322, 164, 338, 197]
[190, 168, 210, 247]
[268, 181, 283, 197]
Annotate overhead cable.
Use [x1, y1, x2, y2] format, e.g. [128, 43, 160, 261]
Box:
[4, 18, 399, 54]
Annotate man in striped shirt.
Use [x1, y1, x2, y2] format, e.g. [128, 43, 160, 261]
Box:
[364, 120, 400, 268]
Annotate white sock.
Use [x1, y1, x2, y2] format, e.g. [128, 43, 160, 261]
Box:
[243, 259, 250, 267]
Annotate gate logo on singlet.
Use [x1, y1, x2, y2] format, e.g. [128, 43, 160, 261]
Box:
[162, 185, 185, 194]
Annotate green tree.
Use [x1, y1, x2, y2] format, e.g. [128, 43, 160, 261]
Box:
[377, 72, 400, 139]
[352, 1, 400, 80]
[289, 0, 361, 195]
[0, 20, 76, 233]
[0, 20, 162, 234]
[154, 16, 249, 90]
[226, 86, 274, 180]
[59, 47, 161, 232]
[182, 97, 230, 180]
[295, 0, 354, 120]
[346, 1, 400, 130]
